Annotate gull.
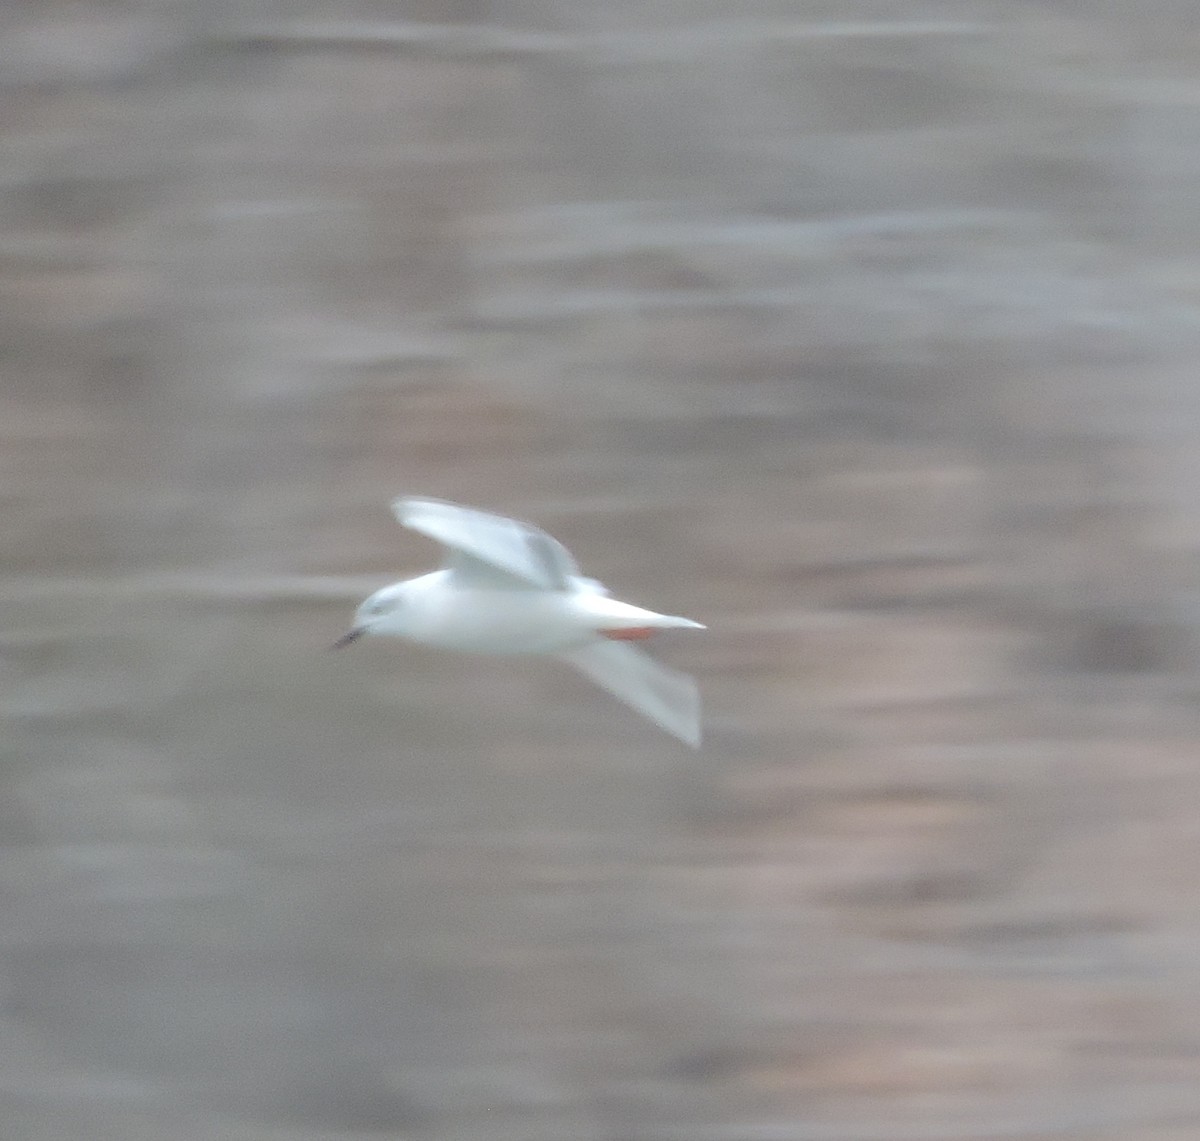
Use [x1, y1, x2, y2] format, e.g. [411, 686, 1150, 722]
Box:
[333, 497, 706, 746]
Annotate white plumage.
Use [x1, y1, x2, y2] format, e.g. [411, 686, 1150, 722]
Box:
[333, 497, 705, 747]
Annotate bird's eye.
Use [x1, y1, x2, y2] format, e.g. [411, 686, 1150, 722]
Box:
[366, 599, 389, 616]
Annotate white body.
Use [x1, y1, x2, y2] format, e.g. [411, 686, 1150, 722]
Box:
[336, 498, 705, 746]
[369, 570, 698, 655]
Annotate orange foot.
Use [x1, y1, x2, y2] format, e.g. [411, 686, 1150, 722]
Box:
[601, 626, 655, 641]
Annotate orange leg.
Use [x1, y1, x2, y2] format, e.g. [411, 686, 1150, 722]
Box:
[600, 626, 655, 641]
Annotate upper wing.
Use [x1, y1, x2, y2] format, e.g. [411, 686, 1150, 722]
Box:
[558, 641, 701, 748]
[393, 497, 580, 591]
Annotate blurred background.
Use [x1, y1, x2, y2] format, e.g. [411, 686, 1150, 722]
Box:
[6, 1, 1200, 1138]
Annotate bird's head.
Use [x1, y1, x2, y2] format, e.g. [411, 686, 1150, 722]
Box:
[331, 583, 408, 649]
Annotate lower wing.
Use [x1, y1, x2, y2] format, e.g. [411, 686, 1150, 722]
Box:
[557, 641, 701, 748]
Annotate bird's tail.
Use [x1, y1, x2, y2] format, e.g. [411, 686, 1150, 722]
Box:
[653, 614, 706, 630]
[576, 592, 705, 634]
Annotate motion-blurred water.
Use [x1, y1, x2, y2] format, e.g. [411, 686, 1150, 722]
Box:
[6, 2, 1200, 1138]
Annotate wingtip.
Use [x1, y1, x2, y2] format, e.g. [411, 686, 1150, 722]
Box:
[390, 495, 413, 522]
[392, 494, 428, 518]
[673, 712, 702, 748]
[392, 494, 455, 528]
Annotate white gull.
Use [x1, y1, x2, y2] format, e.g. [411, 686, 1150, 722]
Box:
[334, 497, 705, 746]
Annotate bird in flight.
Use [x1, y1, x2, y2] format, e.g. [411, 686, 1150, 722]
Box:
[334, 497, 705, 746]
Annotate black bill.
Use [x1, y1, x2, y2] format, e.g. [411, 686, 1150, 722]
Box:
[330, 627, 365, 650]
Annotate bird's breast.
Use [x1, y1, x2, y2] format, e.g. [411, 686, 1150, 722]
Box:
[405, 587, 594, 655]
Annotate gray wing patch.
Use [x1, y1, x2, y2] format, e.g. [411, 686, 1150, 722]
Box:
[393, 497, 580, 590]
[522, 528, 579, 591]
